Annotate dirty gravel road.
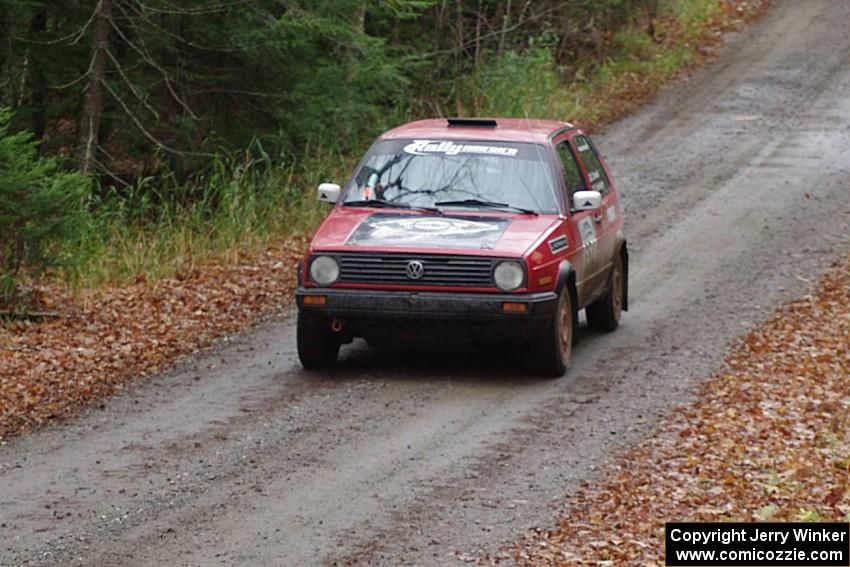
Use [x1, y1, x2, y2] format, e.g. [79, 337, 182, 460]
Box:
[3, 1, 850, 565]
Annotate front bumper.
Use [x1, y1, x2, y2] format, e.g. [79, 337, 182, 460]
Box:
[296, 287, 558, 343]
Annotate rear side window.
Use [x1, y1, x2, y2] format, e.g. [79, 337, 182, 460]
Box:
[555, 141, 585, 196]
[574, 135, 610, 196]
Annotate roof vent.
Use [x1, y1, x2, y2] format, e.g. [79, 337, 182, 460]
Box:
[447, 117, 498, 128]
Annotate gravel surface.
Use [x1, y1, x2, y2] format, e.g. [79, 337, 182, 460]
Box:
[2, 1, 850, 565]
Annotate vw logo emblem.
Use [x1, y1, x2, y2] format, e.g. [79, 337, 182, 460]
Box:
[405, 260, 425, 280]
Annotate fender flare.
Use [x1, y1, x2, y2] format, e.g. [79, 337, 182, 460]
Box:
[611, 231, 629, 312]
[555, 260, 579, 338]
[555, 260, 575, 295]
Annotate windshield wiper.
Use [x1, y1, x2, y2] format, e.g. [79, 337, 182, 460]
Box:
[434, 199, 538, 215]
[344, 199, 442, 214]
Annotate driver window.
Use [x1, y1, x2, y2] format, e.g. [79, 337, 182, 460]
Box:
[573, 135, 610, 196]
[556, 141, 585, 196]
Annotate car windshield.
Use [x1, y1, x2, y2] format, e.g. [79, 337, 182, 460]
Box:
[342, 139, 559, 214]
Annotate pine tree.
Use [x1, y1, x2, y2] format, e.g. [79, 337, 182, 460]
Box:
[0, 107, 91, 306]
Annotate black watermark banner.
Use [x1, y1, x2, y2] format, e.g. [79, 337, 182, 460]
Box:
[665, 523, 850, 566]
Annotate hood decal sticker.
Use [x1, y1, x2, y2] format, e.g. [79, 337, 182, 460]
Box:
[346, 213, 510, 249]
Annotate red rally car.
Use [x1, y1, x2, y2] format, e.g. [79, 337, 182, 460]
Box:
[295, 118, 628, 377]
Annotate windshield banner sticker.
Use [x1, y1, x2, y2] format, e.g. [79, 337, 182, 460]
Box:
[403, 140, 518, 157]
[346, 214, 509, 249]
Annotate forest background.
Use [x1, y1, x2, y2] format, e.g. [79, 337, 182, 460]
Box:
[0, 0, 745, 304]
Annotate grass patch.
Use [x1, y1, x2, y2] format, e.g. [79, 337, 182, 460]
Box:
[64, 147, 355, 289]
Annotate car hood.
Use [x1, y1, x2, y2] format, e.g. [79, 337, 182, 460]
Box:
[310, 207, 560, 257]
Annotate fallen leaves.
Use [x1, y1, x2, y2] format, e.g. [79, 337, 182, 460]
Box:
[502, 254, 850, 566]
[0, 238, 306, 440]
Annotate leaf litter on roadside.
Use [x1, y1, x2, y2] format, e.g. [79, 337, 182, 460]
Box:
[496, 254, 850, 566]
[0, 238, 305, 440]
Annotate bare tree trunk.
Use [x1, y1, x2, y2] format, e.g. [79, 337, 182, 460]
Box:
[0, 10, 7, 103]
[498, 0, 511, 55]
[453, 0, 464, 116]
[352, 1, 366, 34]
[16, 48, 29, 107]
[472, 0, 483, 115]
[30, 7, 47, 145]
[647, 0, 658, 41]
[473, 0, 483, 69]
[75, 0, 112, 175]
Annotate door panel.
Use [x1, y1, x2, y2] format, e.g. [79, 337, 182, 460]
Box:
[589, 136, 621, 290]
[552, 133, 602, 306]
[572, 134, 617, 301]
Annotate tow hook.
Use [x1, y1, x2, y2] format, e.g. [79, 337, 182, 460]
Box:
[330, 319, 344, 333]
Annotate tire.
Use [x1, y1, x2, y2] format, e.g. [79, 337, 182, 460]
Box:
[297, 311, 340, 369]
[528, 290, 573, 378]
[586, 252, 624, 333]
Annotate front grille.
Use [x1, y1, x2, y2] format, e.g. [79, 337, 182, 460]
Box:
[335, 252, 497, 287]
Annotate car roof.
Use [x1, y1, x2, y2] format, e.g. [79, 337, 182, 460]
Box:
[379, 118, 575, 145]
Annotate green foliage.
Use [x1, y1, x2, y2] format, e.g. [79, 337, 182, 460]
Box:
[474, 49, 569, 118]
[0, 0, 732, 291]
[671, 0, 723, 32]
[0, 0, 664, 169]
[759, 504, 780, 520]
[0, 108, 91, 304]
[68, 142, 354, 287]
[795, 509, 823, 523]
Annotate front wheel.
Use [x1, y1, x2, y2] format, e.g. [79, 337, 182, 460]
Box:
[528, 290, 573, 378]
[587, 253, 624, 333]
[297, 311, 340, 369]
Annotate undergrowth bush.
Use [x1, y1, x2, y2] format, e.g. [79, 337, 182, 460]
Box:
[67, 143, 354, 288]
[474, 48, 573, 119]
[0, 108, 91, 307]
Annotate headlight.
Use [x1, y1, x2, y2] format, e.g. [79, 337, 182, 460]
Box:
[309, 255, 339, 285]
[493, 261, 524, 291]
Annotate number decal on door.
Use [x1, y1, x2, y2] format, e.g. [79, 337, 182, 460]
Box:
[578, 216, 600, 269]
[578, 217, 596, 247]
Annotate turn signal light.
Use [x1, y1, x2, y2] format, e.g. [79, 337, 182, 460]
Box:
[303, 295, 327, 306]
[502, 302, 528, 313]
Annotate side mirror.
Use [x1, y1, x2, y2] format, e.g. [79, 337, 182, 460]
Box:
[572, 190, 602, 212]
[317, 182, 341, 204]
